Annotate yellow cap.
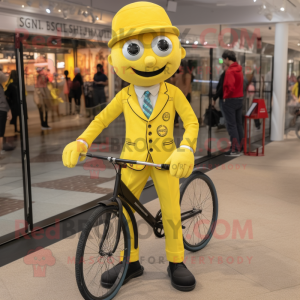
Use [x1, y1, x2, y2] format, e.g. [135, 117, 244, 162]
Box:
[108, 1, 180, 48]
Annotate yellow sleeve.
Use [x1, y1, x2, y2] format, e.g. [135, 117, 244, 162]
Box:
[174, 87, 199, 152]
[77, 92, 123, 147]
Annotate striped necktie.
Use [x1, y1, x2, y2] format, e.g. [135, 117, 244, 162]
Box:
[142, 91, 153, 119]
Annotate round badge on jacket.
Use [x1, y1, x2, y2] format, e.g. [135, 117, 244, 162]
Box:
[157, 125, 168, 137]
[162, 112, 170, 121]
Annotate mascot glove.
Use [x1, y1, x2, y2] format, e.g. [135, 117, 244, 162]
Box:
[164, 147, 194, 178]
[62, 141, 87, 168]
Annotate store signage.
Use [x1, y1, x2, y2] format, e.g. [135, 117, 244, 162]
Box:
[18, 17, 111, 41]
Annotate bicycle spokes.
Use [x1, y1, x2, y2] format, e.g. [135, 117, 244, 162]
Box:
[80, 210, 127, 298]
[181, 177, 214, 246]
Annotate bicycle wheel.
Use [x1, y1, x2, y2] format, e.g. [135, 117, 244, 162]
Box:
[180, 171, 218, 252]
[76, 205, 131, 300]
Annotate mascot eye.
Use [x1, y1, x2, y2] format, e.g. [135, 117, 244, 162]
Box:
[152, 36, 173, 57]
[122, 39, 144, 61]
[128, 43, 140, 55]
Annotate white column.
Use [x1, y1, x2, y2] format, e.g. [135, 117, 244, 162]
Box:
[108, 53, 115, 101]
[271, 23, 289, 141]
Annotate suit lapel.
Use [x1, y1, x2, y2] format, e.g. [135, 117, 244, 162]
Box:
[148, 82, 169, 122]
[127, 84, 148, 122]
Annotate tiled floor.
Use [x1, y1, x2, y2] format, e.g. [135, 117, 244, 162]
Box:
[32, 175, 114, 194]
[0, 198, 27, 217]
[0, 139, 299, 299]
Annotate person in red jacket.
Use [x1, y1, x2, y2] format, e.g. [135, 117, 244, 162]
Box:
[222, 50, 244, 156]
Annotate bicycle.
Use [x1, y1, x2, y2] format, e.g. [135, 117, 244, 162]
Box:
[75, 153, 219, 300]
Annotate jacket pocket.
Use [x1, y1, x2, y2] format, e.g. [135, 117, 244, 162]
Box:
[162, 139, 174, 146]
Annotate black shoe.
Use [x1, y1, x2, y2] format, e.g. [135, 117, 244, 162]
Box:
[217, 124, 226, 129]
[167, 262, 196, 292]
[101, 260, 144, 289]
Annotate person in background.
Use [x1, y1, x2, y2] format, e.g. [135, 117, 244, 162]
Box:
[70, 67, 84, 117]
[213, 63, 228, 129]
[5, 70, 20, 133]
[63, 70, 73, 115]
[0, 64, 12, 168]
[291, 76, 300, 103]
[35, 68, 52, 130]
[222, 50, 244, 156]
[47, 69, 53, 83]
[93, 63, 108, 115]
[172, 60, 192, 127]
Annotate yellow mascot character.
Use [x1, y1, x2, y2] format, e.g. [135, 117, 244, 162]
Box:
[63, 1, 199, 291]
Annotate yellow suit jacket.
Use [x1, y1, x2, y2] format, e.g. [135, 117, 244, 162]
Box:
[77, 82, 199, 170]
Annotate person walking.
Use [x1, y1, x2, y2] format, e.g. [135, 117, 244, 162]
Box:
[5, 70, 20, 133]
[222, 50, 244, 156]
[93, 63, 108, 116]
[63, 70, 73, 115]
[172, 60, 192, 127]
[213, 63, 228, 129]
[35, 68, 52, 130]
[70, 68, 84, 117]
[0, 65, 12, 169]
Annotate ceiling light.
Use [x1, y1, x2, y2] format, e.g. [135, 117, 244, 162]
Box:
[280, 0, 286, 11]
[46, 2, 54, 14]
[263, 4, 266, 9]
[194, 41, 198, 45]
[58, 9, 61, 12]
[298, 43, 300, 46]
[96, 16, 99, 20]
[253, 0, 257, 2]
[204, 41, 208, 45]
[22, 5, 24, 7]
[186, 40, 189, 44]
[227, 44, 230, 46]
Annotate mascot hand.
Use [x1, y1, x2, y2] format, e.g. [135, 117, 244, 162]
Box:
[165, 147, 194, 178]
[62, 141, 87, 168]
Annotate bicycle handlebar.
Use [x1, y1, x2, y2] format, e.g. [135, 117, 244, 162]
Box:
[80, 153, 170, 170]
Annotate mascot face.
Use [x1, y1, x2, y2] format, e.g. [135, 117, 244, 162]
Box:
[108, 32, 186, 86]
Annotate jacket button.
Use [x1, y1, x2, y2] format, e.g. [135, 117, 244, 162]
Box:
[148, 132, 152, 136]
[148, 124, 151, 128]
[150, 148, 153, 152]
[149, 139, 152, 143]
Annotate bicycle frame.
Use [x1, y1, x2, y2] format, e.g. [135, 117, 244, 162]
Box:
[81, 153, 203, 253]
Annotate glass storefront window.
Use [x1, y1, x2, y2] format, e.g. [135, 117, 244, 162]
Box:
[0, 35, 27, 239]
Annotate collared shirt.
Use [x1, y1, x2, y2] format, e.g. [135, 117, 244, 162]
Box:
[134, 84, 160, 110]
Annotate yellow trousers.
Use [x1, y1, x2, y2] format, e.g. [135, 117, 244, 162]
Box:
[120, 158, 184, 263]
